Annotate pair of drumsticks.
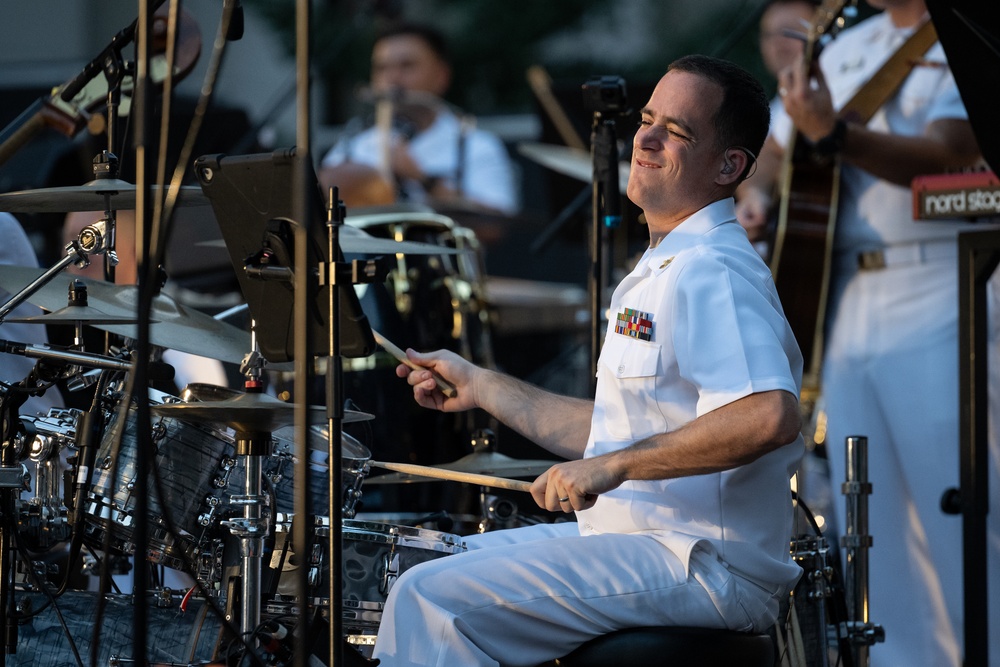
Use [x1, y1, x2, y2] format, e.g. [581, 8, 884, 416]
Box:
[371, 330, 533, 493]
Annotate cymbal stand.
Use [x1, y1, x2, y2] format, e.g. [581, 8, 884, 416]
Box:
[0, 240, 94, 324]
[222, 333, 271, 648]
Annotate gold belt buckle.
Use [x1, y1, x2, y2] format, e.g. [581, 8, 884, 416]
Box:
[857, 250, 886, 270]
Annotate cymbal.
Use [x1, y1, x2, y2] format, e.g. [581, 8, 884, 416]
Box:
[5, 303, 143, 325]
[0, 266, 250, 364]
[197, 222, 461, 256]
[366, 451, 556, 485]
[151, 391, 374, 434]
[517, 142, 630, 192]
[180, 382, 373, 458]
[340, 223, 462, 255]
[0, 179, 209, 213]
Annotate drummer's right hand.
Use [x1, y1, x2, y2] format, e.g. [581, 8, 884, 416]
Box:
[397, 349, 477, 412]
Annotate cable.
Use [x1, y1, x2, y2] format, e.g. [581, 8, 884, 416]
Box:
[12, 520, 85, 667]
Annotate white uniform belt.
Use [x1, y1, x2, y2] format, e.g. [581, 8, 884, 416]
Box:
[857, 240, 955, 270]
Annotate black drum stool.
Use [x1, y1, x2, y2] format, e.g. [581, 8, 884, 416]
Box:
[547, 626, 775, 666]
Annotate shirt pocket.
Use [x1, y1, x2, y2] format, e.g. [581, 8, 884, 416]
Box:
[597, 334, 663, 441]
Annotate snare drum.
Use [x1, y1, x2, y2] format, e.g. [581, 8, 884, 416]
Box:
[84, 388, 239, 570]
[268, 515, 466, 632]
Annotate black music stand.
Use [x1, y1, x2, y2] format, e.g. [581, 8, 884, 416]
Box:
[193, 148, 375, 363]
[924, 3, 1000, 666]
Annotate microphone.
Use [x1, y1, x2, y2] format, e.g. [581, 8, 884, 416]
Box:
[224, 0, 244, 41]
[601, 139, 622, 228]
[582, 75, 628, 229]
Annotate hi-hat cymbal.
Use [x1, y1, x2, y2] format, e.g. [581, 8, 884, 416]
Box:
[0, 179, 209, 213]
[366, 451, 557, 484]
[151, 391, 374, 434]
[0, 266, 250, 364]
[517, 142, 630, 191]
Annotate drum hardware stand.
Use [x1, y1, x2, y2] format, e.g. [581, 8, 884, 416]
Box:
[219, 332, 273, 649]
[840, 436, 884, 666]
[0, 444, 26, 662]
[0, 365, 44, 660]
[467, 429, 518, 533]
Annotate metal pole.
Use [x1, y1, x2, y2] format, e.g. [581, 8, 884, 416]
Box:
[842, 435, 882, 665]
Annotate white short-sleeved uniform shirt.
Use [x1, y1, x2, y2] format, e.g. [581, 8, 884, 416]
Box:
[321, 110, 518, 215]
[770, 12, 985, 252]
[576, 198, 805, 591]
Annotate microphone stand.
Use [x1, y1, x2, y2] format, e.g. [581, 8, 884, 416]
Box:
[325, 192, 346, 666]
[579, 76, 627, 392]
[130, 0, 157, 662]
[292, 3, 319, 666]
[588, 111, 621, 391]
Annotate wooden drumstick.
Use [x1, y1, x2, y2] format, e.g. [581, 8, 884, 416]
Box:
[372, 330, 458, 398]
[370, 460, 533, 492]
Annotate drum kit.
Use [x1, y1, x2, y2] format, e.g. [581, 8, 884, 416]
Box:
[0, 148, 560, 665]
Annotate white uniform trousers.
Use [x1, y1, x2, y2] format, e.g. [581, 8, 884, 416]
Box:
[823, 251, 1000, 667]
[372, 522, 781, 667]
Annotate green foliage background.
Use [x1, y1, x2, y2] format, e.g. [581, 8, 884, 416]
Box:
[245, 0, 778, 123]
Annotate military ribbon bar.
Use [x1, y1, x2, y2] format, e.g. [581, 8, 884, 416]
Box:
[615, 307, 653, 341]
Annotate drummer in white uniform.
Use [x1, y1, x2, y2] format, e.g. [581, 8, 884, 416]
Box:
[378, 55, 805, 666]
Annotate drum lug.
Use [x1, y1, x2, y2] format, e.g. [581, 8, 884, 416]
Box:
[380, 551, 401, 596]
[199, 495, 222, 527]
[151, 420, 167, 443]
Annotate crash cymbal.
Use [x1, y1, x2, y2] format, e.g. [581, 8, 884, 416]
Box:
[517, 142, 630, 192]
[366, 451, 557, 484]
[151, 391, 374, 434]
[0, 179, 209, 213]
[5, 303, 143, 325]
[0, 266, 250, 364]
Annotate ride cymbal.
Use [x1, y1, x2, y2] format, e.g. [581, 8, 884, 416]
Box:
[366, 451, 557, 484]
